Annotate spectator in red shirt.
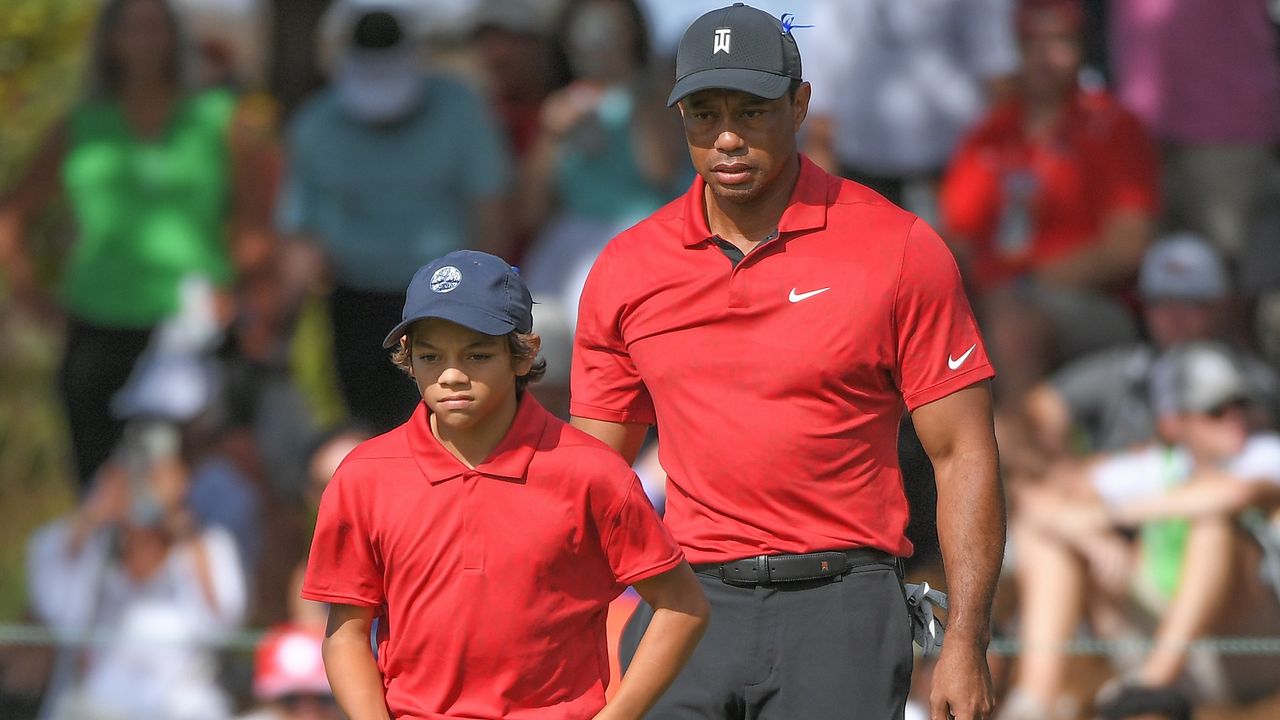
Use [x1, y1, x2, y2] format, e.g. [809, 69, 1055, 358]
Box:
[941, 0, 1160, 406]
[303, 250, 707, 720]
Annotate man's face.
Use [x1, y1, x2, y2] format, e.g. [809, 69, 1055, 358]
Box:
[1019, 8, 1081, 102]
[475, 27, 549, 95]
[678, 85, 809, 205]
[1144, 299, 1222, 348]
[407, 319, 531, 436]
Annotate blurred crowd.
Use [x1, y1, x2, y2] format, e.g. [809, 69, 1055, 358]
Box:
[0, 0, 1279, 718]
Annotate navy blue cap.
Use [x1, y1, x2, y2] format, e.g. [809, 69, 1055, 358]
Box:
[382, 250, 533, 348]
[667, 3, 803, 107]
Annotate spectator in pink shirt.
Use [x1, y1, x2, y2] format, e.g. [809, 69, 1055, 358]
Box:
[1108, 0, 1280, 262]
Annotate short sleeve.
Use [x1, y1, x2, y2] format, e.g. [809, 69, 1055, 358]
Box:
[894, 219, 995, 410]
[939, 131, 1001, 247]
[602, 475, 684, 586]
[1096, 109, 1159, 214]
[301, 467, 384, 607]
[1090, 448, 1169, 508]
[570, 247, 657, 424]
[1230, 435, 1280, 485]
[1050, 347, 1144, 426]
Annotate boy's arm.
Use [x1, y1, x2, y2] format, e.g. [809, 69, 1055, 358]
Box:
[323, 603, 391, 720]
[595, 563, 709, 720]
[570, 417, 650, 465]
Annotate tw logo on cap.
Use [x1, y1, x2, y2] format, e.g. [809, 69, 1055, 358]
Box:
[713, 27, 731, 54]
[430, 266, 462, 293]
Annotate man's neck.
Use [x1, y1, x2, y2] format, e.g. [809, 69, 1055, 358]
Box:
[705, 155, 801, 253]
[431, 397, 519, 469]
[1023, 89, 1072, 141]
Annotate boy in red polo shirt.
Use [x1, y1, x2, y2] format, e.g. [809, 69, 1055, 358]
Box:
[302, 250, 708, 720]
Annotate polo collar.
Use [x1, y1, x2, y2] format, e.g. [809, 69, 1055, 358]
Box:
[680, 153, 831, 248]
[405, 393, 548, 485]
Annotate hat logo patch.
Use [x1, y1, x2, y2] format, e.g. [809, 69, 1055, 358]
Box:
[430, 266, 462, 293]
[713, 27, 731, 54]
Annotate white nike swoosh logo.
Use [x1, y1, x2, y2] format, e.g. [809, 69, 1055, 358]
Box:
[948, 345, 977, 370]
[789, 287, 831, 303]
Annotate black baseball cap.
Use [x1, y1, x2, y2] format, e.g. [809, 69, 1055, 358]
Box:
[667, 3, 803, 107]
[382, 250, 533, 348]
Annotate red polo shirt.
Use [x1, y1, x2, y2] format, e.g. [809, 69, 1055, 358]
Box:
[302, 395, 683, 720]
[940, 89, 1159, 292]
[572, 155, 992, 564]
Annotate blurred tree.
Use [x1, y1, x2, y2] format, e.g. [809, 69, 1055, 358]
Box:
[0, 1, 94, 621]
[0, 0, 97, 192]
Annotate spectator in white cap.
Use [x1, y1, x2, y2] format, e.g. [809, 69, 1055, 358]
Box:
[1015, 233, 1278, 468]
[237, 625, 341, 720]
[278, 0, 513, 432]
[1006, 340, 1280, 719]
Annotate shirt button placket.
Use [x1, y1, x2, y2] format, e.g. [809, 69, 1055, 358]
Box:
[461, 471, 484, 572]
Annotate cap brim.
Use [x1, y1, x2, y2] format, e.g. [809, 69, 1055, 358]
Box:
[667, 68, 793, 107]
[382, 306, 517, 348]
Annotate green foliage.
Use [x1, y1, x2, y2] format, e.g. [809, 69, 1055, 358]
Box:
[0, 0, 99, 193]
[0, 0, 99, 621]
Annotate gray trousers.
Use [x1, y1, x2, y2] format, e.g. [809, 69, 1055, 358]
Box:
[621, 563, 914, 719]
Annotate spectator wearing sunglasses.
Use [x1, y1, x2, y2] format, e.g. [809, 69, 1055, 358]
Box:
[1005, 341, 1280, 719]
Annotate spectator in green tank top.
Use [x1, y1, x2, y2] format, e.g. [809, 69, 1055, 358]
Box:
[0, 0, 278, 493]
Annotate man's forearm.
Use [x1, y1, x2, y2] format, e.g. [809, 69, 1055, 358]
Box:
[322, 635, 391, 720]
[1036, 212, 1149, 290]
[935, 448, 1006, 646]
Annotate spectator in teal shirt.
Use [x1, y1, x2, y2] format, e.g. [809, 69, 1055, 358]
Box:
[279, 2, 512, 431]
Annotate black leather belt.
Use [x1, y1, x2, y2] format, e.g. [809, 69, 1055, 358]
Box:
[691, 548, 899, 587]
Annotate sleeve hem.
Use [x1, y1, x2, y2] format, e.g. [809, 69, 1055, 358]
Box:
[904, 364, 995, 411]
[615, 552, 685, 586]
[569, 400, 656, 426]
[299, 589, 382, 608]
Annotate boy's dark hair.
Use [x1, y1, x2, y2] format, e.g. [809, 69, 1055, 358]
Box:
[390, 331, 546, 394]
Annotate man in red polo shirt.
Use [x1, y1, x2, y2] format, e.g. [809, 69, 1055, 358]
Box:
[940, 0, 1159, 405]
[304, 250, 709, 719]
[571, 4, 1004, 719]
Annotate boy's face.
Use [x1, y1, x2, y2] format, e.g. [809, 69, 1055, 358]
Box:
[406, 318, 533, 433]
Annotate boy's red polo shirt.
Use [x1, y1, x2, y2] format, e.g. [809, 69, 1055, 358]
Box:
[572, 155, 993, 564]
[302, 395, 683, 719]
[940, 89, 1159, 292]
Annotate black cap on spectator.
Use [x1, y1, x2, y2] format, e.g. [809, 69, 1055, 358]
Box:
[354, 10, 403, 49]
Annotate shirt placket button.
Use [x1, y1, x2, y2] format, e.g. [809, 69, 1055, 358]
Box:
[461, 471, 484, 571]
